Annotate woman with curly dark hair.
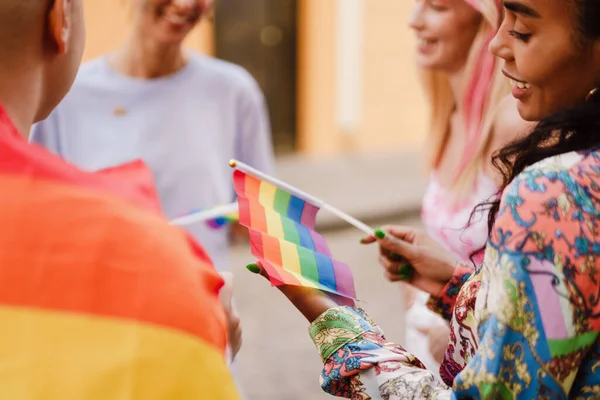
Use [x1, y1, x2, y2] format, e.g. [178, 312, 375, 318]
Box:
[247, 0, 600, 397]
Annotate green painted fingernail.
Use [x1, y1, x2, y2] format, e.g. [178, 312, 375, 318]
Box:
[400, 264, 413, 275]
[390, 253, 403, 262]
[246, 264, 260, 274]
[399, 274, 410, 281]
[375, 228, 386, 239]
[359, 238, 367, 244]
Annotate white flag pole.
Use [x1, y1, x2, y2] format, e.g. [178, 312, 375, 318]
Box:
[229, 159, 375, 236]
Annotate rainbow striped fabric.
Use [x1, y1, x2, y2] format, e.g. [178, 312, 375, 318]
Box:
[207, 211, 239, 229]
[233, 170, 356, 302]
[178, 207, 239, 229]
[0, 107, 238, 399]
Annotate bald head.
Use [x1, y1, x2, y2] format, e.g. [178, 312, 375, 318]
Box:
[0, 0, 47, 54]
[0, 0, 85, 135]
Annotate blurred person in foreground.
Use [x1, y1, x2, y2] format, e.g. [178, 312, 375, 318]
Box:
[31, 0, 275, 272]
[397, 0, 530, 377]
[0, 0, 239, 397]
[248, 0, 600, 397]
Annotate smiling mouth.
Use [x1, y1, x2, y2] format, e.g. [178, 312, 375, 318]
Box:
[164, 14, 192, 25]
[503, 71, 531, 89]
[417, 38, 436, 46]
[509, 78, 530, 89]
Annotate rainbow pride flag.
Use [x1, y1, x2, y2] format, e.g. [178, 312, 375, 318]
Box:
[233, 169, 356, 302]
[207, 210, 239, 229]
[177, 206, 239, 229]
[0, 107, 238, 399]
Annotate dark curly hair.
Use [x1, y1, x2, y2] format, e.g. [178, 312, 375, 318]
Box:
[472, 0, 600, 259]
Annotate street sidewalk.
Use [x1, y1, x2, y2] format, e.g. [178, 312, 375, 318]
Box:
[274, 150, 427, 231]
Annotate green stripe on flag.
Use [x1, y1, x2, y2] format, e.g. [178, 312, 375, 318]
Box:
[297, 246, 320, 282]
[273, 189, 291, 216]
[281, 217, 300, 245]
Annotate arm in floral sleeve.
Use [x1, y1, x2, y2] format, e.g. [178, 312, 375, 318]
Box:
[426, 262, 475, 321]
[309, 306, 452, 399]
[309, 161, 600, 399]
[308, 232, 598, 399]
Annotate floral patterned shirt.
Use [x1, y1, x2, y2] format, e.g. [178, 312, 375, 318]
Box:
[309, 150, 600, 399]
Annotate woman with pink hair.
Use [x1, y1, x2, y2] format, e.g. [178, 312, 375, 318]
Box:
[399, 0, 530, 380]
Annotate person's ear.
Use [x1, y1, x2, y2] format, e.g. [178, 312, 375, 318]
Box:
[47, 0, 71, 54]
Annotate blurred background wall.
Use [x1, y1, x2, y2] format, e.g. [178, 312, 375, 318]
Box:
[82, 0, 427, 156]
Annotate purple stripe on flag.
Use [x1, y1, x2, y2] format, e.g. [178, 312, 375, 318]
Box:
[310, 230, 332, 257]
[332, 259, 356, 300]
[300, 202, 319, 230]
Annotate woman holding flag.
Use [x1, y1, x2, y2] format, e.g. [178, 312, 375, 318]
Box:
[246, 0, 600, 396]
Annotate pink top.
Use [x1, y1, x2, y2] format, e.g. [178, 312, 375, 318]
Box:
[421, 172, 498, 265]
[405, 171, 498, 373]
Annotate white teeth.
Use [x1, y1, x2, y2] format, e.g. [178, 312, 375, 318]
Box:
[509, 78, 530, 89]
[165, 15, 187, 24]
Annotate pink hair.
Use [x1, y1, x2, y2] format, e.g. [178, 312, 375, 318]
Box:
[455, 0, 502, 179]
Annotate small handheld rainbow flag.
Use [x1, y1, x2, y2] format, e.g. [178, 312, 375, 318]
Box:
[231, 160, 359, 303]
[207, 211, 239, 229]
[170, 203, 239, 229]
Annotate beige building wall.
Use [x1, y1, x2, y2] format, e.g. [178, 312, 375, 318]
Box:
[297, 0, 427, 155]
[82, 0, 426, 155]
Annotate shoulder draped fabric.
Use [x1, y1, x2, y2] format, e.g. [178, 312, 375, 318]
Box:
[307, 149, 600, 399]
[0, 106, 238, 399]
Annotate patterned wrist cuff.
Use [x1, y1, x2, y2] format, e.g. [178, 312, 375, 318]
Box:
[309, 306, 382, 362]
[427, 262, 474, 321]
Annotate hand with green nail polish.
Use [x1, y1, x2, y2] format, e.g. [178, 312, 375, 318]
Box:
[245, 262, 338, 323]
[361, 225, 458, 295]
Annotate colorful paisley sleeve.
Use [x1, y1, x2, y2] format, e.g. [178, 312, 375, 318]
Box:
[309, 306, 451, 399]
[309, 152, 600, 398]
[453, 161, 600, 398]
[427, 262, 475, 321]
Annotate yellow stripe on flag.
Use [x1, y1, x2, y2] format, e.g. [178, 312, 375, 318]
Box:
[0, 306, 239, 400]
[279, 240, 302, 275]
[264, 209, 285, 239]
[258, 180, 277, 208]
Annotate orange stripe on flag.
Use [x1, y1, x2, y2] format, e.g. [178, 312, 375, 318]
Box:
[0, 175, 227, 352]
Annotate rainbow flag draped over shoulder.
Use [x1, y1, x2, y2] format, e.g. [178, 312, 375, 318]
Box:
[233, 169, 356, 302]
[0, 107, 238, 399]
